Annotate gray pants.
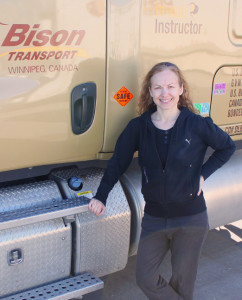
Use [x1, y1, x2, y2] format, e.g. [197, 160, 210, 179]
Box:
[136, 211, 209, 300]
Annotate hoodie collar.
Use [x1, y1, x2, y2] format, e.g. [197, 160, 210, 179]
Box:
[141, 106, 191, 127]
[140, 106, 193, 146]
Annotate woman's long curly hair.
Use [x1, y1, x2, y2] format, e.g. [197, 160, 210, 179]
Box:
[137, 62, 196, 115]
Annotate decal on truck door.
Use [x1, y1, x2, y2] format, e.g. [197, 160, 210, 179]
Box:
[113, 86, 134, 107]
[211, 66, 242, 136]
[0, 22, 88, 74]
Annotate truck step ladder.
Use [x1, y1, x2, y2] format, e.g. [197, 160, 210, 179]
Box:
[0, 196, 89, 231]
[1, 273, 103, 300]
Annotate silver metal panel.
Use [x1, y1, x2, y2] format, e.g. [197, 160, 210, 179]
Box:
[0, 181, 62, 212]
[0, 197, 89, 231]
[204, 149, 242, 229]
[120, 162, 144, 256]
[2, 273, 103, 300]
[0, 179, 89, 230]
[0, 219, 71, 298]
[52, 167, 131, 277]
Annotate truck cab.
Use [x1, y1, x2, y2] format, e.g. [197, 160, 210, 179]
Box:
[0, 0, 242, 299]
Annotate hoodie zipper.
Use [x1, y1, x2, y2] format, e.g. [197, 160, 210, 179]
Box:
[154, 140, 166, 201]
[142, 108, 181, 203]
[154, 125, 177, 203]
[143, 167, 148, 183]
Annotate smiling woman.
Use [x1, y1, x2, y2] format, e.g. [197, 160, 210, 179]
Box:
[89, 62, 235, 300]
[138, 61, 195, 115]
[149, 69, 183, 114]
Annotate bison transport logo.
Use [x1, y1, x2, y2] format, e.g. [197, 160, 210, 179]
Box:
[0, 23, 87, 61]
[1, 24, 85, 47]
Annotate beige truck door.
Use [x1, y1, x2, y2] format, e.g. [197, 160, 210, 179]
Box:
[0, 0, 106, 172]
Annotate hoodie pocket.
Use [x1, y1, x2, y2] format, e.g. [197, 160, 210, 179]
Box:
[141, 178, 163, 203]
[165, 166, 194, 202]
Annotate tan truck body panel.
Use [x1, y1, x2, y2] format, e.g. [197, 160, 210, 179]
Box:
[1, 0, 242, 173]
[0, 1, 242, 298]
[0, 0, 106, 172]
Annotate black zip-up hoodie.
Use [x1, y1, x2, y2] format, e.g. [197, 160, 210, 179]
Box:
[95, 107, 236, 218]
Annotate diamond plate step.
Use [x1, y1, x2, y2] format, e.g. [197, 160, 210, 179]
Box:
[0, 197, 89, 231]
[1, 273, 103, 300]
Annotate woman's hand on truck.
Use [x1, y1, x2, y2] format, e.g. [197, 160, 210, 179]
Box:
[88, 198, 106, 216]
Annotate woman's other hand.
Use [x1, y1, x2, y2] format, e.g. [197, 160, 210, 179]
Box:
[197, 175, 205, 196]
[88, 198, 106, 216]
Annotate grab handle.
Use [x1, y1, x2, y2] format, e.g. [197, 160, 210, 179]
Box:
[71, 82, 96, 135]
